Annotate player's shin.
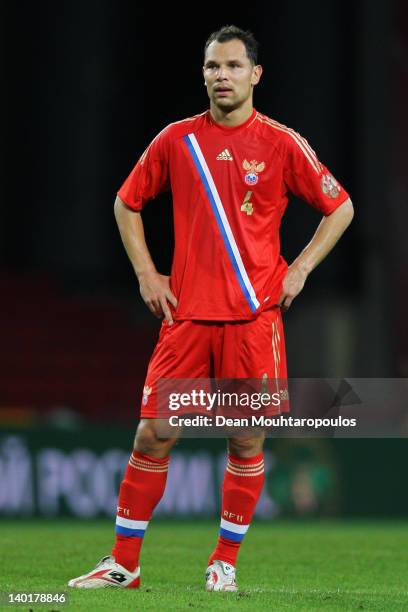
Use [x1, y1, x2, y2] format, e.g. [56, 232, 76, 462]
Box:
[209, 453, 264, 567]
[112, 450, 169, 572]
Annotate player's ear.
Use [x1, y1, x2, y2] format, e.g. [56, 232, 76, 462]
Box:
[251, 64, 263, 86]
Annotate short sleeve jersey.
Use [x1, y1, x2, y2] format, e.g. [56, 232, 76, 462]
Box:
[118, 109, 349, 321]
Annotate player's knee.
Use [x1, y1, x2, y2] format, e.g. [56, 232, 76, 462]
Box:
[228, 436, 264, 458]
[133, 419, 177, 455]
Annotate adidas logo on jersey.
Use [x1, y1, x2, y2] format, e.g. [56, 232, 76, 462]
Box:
[216, 149, 233, 161]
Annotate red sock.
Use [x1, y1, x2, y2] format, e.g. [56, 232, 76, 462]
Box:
[208, 453, 264, 568]
[112, 450, 169, 572]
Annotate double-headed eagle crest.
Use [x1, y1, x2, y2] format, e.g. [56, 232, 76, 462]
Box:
[242, 159, 265, 185]
[243, 159, 266, 174]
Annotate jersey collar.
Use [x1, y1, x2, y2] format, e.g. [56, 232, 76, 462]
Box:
[207, 108, 258, 132]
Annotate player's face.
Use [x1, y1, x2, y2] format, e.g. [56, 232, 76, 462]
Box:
[203, 39, 262, 112]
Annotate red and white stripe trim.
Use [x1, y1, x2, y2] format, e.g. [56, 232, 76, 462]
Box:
[246, 111, 259, 128]
[129, 455, 169, 473]
[227, 460, 264, 472]
[257, 115, 322, 175]
[271, 318, 282, 397]
[272, 319, 280, 381]
[226, 458, 264, 477]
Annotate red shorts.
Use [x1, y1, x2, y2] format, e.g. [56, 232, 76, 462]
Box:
[140, 308, 288, 418]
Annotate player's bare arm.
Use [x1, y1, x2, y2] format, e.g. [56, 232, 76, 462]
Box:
[280, 197, 354, 310]
[114, 196, 178, 324]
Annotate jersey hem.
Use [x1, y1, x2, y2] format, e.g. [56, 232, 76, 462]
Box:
[323, 191, 350, 216]
[116, 191, 142, 212]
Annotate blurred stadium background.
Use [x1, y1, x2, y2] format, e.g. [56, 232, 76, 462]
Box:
[1, 0, 408, 525]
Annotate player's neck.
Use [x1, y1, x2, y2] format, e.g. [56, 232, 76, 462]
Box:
[209, 101, 254, 128]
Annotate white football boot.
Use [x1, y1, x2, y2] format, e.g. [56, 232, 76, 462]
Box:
[68, 555, 140, 589]
[205, 560, 238, 592]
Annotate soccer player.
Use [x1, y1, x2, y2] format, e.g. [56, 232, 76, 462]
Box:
[68, 25, 353, 591]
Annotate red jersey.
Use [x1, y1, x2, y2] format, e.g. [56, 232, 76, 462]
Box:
[118, 108, 349, 321]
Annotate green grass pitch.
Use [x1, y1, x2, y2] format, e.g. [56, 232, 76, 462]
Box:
[2, 520, 408, 611]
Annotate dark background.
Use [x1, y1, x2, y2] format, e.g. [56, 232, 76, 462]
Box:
[0, 0, 406, 421]
[1, 0, 408, 521]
